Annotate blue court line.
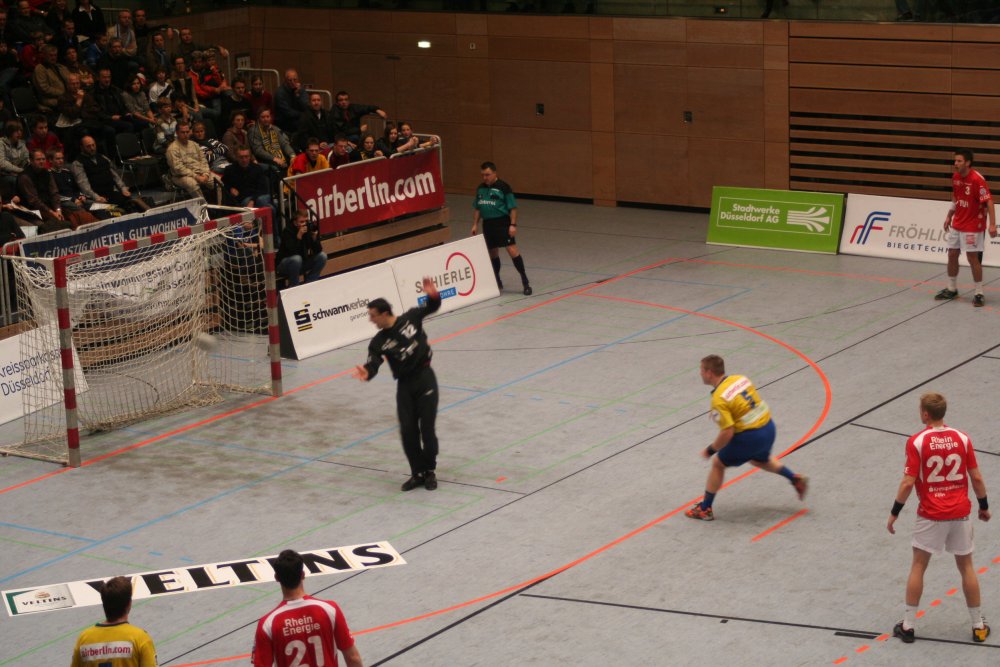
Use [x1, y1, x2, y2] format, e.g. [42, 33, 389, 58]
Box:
[0, 521, 97, 543]
[0, 286, 749, 586]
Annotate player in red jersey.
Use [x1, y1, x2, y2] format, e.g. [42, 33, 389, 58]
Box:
[252, 550, 364, 667]
[886, 393, 991, 644]
[936, 148, 996, 306]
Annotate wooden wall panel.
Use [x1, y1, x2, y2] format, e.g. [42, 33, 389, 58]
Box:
[688, 139, 765, 206]
[615, 133, 688, 205]
[687, 67, 764, 141]
[488, 37, 591, 62]
[790, 38, 951, 67]
[613, 41, 686, 66]
[790, 64, 951, 93]
[490, 128, 593, 198]
[613, 64, 687, 136]
[489, 60, 591, 131]
[216, 7, 1000, 207]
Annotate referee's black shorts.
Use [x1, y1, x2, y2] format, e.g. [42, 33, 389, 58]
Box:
[483, 216, 514, 248]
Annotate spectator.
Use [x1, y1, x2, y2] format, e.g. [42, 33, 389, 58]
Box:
[288, 137, 329, 176]
[54, 73, 89, 154]
[273, 68, 308, 132]
[25, 116, 63, 159]
[327, 134, 355, 168]
[145, 30, 171, 74]
[84, 33, 109, 69]
[174, 27, 229, 62]
[169, 55, 200, 118]
[97, 37, 138, 89]
[0, 120, 29, 194]
[165, 120, 219, 201]
[330, 90, 386, 147]
[61, 46, 94, 90]
[133, 9, 173, 56]
[247, 74, 272, 122]
[248, 108, 293, 178]
[276, 209, 326, 287]
[375, 122, 401, 158]
[106, 10, 137, 57]
[152, 96, 178, 153]
[192, 49, 227, 121]
[295, 91, 334, 153]
[0, 194, 24, 244]
[121, 75, 154, 128]
[223, 146, 272, 210]
[71, 134, 149, 212]
[48, 147, 110, 219]
[17, 149, 80, 230]
[147, 66, 172, 105]
[72, 0, 107, 41]
[19, 32, 47, 80]
[219, 77, 251, 128]
[192, 120, 230, 174]
[356, 133, 379, 160]
[32, 44, 70, 113]
[70, 576, 157, 667]
[398, 121, 439, 151]
[46, 0, 72, 34]
[53, 18, 82, 59]
[87, 67, 133, 141]
[221, 109, 249, 156]
[10, 1, 53, 44]
[0, 42, 19, 102]
[0, 15, 9, 46]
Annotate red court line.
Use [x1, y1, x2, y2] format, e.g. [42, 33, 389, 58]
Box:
[173, 284, 833, 667]
[751, 509, 809, 543]
[0, 258, 678, 497]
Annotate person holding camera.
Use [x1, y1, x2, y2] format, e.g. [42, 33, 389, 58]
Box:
[277, 208, 326, 287]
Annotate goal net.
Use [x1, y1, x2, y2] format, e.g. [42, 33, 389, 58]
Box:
[0, 208, 282, 466]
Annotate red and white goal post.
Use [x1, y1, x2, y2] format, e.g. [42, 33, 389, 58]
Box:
[0, 207, 282, 467]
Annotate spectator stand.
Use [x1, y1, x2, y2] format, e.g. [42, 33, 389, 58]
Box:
[236, 67, 279, 97]
[279, 142, 449, 280]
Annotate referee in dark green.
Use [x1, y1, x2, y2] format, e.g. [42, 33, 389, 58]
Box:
[472, 161, 532, 295]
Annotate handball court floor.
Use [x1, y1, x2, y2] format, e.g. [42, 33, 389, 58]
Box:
[3, 194, 1000, 667]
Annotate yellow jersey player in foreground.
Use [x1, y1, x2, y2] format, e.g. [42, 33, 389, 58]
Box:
[686, 355, 809, 521]
[71, 576, 157, 666]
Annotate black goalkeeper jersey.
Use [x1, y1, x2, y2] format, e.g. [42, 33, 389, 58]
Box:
[363, 293, 442, 380]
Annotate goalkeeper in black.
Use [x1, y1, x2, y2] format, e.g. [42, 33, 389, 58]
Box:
[353, 277, 443, 491]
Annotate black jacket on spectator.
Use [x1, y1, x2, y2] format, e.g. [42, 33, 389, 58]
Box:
[331, 103, 381, 140]
[53, 32, 83, 59]
[273, 85, 309, 133]
[11, 15, 54, 44]
[90, 83, 127, 121]
[277, 221, 322, 263]
[171, 74, 197, 107]
[295, 109, 334, 151]
[17, 166, 61, 218]
[73, 153, 118, 198]
[72, 4, 106, 40]
[220, 91, 252, 128]
[222, 161, 269, 204]
[96, 53, 134, 89]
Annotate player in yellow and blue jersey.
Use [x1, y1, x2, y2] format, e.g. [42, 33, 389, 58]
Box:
[685, 354, 809, 521]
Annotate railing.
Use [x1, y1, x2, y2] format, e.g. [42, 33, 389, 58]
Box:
[151, 0, 1000, 23]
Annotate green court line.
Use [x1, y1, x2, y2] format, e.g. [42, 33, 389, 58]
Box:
[387, 495, 486, 541]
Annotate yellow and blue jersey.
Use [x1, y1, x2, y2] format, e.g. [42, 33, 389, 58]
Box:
[710, 375, 771, 433]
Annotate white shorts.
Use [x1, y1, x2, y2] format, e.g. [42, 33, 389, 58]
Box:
[912, 515, 974, 555]
[945, 229, 985, 253]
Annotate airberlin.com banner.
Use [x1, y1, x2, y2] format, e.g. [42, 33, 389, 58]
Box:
[294, 150, 446, 235]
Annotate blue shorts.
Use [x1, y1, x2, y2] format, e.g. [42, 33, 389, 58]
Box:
[718, 420, 776, 467]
